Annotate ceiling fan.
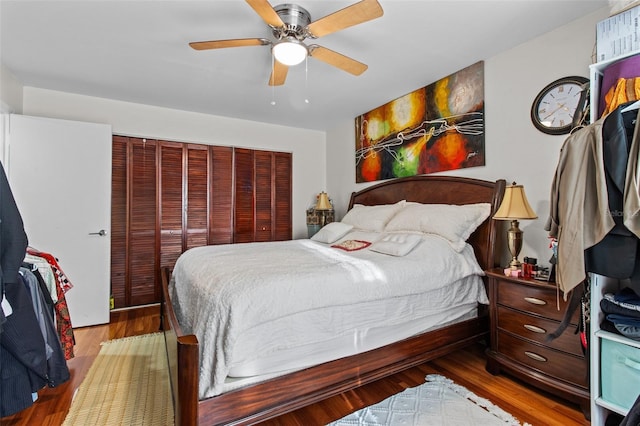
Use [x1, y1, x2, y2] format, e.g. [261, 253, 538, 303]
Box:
[189, 0, 384, 86]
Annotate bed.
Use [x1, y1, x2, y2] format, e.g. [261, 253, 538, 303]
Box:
[161, 175, 506, 425]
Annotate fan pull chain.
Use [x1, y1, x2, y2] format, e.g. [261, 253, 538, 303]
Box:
[270, 54, 276, 106]
[304, 55, 309, 104]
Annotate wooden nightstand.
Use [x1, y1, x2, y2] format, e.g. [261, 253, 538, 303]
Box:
[484, 268, 590, 418]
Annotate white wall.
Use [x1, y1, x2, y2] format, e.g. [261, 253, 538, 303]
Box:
[21, 88, 326, 239]
[0, 64, 24, 164]
[326, 7, 610, 269]
[0, 64, 23, 114]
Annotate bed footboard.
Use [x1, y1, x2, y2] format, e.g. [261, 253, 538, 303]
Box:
[161, 267, 199, 425]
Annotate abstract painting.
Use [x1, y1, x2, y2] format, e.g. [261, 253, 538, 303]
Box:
[355, 61, 485, 183]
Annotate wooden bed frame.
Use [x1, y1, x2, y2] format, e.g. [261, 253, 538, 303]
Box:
[161, 175, 506, 425]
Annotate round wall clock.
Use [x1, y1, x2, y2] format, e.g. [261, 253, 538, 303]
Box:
[530, 76, 590, 135]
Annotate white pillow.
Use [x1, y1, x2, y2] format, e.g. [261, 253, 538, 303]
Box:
[370, 233, 423, 256]
[311, 222, 354, 244]
[341, 200, 405, 232]
[384, 203, 491, 251]
[334, 230, 384, 245]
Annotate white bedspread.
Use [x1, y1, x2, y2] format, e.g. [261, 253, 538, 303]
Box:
[169, 232, 486, 399]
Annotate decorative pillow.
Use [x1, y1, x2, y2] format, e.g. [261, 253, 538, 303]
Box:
[311, 222, 354, 244]
[331, 240, 372, 251]
[340, 200, 405, 232]
[384, 203, 491, 251]
[370, 233, 423, 256]
[335, 230, 384, 244]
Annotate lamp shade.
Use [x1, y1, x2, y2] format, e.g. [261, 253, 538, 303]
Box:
[493, 184, 537, 220]
[315, 192, 332, 210]
[272, 38, 308, 66]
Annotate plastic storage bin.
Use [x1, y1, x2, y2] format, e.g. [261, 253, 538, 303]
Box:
[601, 338, 640, 411]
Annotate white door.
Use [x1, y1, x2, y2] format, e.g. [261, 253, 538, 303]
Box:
[6, 114, 112, 327]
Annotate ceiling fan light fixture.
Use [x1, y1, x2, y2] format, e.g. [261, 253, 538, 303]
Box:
[272, 38, 307, 66]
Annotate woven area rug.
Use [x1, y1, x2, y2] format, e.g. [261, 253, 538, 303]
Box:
[63, 332, 173, 425]
[328, 374, 530, 426]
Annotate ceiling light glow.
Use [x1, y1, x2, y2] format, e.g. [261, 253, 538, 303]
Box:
[272, 39, 307, 66]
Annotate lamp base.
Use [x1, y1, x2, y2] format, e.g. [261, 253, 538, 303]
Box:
[507, 219, 523, 270]
[509, 257, 522, 269]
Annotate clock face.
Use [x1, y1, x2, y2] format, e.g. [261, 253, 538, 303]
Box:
[531, 76, 589, 135]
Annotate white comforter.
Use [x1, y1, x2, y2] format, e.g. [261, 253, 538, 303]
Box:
[169, 232, 485, 398]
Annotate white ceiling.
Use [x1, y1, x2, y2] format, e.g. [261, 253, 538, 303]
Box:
[0, 0, 608, 131]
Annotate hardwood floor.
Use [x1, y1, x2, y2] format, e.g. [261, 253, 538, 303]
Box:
[1, 305, 590, 426]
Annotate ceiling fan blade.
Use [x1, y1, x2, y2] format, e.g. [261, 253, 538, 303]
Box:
[306, 0, 383, 38]
[269, 60, 289, 86]
[309, 45, 367, 76]
[246, 0, 285, 28]
[189, 38, 270, 50]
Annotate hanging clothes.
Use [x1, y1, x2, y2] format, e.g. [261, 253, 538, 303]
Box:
[23, 253, 58, 304]
[598, 54, 640, 117]
[585, 104, 640, 279]
[545, 105, 640, 297]
[0, 162, 29, 331]
[0, 161, 36, 417]
[0, 279, 48, 417]
[22, 264, 55, 319]
[601, 77, 640, 117]
[19, 267, 70, 387]
[26, 248, 75, 360]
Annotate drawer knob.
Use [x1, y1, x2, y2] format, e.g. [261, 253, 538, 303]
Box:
[524, 324, 547, 334]
[524, 351, 547, 362]
[524, 297, 547, 306]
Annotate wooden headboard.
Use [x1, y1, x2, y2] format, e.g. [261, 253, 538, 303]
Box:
[349, 175, 506, 271]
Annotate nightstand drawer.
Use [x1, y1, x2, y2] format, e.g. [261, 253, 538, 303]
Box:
[497, 331, 588, 387]
[497, 280, 578, 324]
[497, 306, 583, 357]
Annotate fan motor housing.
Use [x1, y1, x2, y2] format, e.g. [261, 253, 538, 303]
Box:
[273, 4, 311, 40]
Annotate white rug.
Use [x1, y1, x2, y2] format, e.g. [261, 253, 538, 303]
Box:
[327, 374, 529, 426]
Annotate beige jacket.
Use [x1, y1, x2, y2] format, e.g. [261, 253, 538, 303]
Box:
[546, 109, 640, 297]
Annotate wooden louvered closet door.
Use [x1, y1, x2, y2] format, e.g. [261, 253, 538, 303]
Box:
[273, 152, 293, 241]
[234, 149, 292, 243]
[254, 150, 274, 242]
[129, 138, 158, 306]
[159, 142, 183, 279]
[234, 148, 255, 244]
[110, 136, 159, 308]
[209, 146, 234, 244]
[111, 137, 292, 309]
[185, 144, 209, 250]
[111, 136, 128, 308]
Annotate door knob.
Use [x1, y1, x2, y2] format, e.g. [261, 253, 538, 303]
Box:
[89, 229, 107, 236]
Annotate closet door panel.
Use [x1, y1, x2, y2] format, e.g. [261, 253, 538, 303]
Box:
[186, 145, 209, 250]
[234, 148, 255, 243]
[254, 150, 273, 242]
[274, 152, 292, 241]
[129, 138, 158, 306]
[159, 142, 183, 274]
[111, 136, 128, 309]
[210, 146, 234, 244]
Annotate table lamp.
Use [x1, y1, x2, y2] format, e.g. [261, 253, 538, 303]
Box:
[315, 192, 333, 227]
[315, 192, 332, 210]
[492, 183, 538, 268]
